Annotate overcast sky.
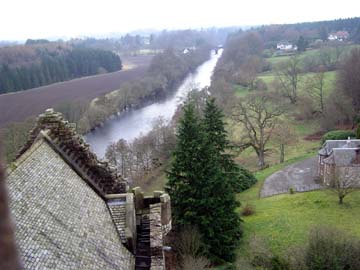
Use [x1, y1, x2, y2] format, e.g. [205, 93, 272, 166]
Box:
[1, 0, 359, 40]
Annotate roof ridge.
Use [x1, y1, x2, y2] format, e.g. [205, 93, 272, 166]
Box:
[16, 109, 128, 197]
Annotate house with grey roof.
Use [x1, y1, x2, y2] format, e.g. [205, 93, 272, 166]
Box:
[318, 138, 360, 186]
[6, 109, 171, 270]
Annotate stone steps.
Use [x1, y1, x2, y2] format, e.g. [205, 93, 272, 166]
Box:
[135, 214, 151, 270]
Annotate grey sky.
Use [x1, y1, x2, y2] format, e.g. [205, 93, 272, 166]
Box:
[1, 0, 359, 40]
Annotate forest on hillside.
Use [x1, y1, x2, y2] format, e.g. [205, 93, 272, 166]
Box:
[0, 44, 122, 94]
[256, 17, 360, 48]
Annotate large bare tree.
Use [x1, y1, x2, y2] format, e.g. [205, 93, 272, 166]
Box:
[232, 92, 285, 169]
[338, 48, 360, 114]
[305, 66, 327, 113]
[276, 55, 301, 104]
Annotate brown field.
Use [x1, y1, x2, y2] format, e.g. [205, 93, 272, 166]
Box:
[0, 55, 153, 128]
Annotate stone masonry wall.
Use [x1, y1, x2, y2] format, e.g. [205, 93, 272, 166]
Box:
[7, 140, 134, 270]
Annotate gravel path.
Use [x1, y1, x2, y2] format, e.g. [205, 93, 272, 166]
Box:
[260, 157, 323, 198]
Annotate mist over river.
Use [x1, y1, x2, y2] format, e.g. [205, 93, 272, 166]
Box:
[85, 49, 222, 157]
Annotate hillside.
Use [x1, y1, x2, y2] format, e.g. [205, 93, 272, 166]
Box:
[0, 42, 122, 94]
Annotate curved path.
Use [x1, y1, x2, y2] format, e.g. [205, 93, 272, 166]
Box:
[260, 157, 323, 198]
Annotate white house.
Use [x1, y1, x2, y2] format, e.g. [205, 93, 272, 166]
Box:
[276, 41, 297, 51]
[328, 31, 349, 42]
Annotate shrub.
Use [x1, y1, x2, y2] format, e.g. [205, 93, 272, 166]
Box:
[173, 226, 203, 258]
[242, 204, 256, 216]
[305, 226, 360, 270]
[255, 78, 268, 91]
[182, 255, 210, 270]
[321, 130, 355, 144]
[356, 124, 360, 139]
[237, 166, 258, 192]
[289, 187, 295, 194]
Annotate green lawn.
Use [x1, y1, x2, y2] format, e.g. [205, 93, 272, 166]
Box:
[236, 155, 360, 258]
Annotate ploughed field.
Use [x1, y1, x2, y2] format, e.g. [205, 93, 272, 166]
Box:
[0, 55, 153, 128]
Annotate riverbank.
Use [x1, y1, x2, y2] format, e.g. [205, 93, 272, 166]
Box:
[1, 47, 213, 162]
[85, 49, 221, 157]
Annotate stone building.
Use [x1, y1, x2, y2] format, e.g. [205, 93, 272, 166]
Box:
[6, 109, 171, 270]
[318, 138, 360, 186]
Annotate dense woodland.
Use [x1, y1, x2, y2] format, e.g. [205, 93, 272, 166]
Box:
[256, 17, 360, 47]
[0, 44, 122, 94]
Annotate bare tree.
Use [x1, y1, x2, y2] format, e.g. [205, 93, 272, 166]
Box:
[305, 67, 327, 113]
[232, 92, 285, 169]
[234, 56, 263, 89]
[338, 48, 360, 115]
[276, 55, 301, 104]
[272, 122, 298, 163]
[105, 139, 131, 177]
[330, 168, 357, 204]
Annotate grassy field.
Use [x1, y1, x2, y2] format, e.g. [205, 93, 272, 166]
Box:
[143, 45, 360, 266]
[237, 155, 360, 257]
[266, 44, 360, 68]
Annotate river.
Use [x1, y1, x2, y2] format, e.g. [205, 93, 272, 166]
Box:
[85, 49, 223, 157]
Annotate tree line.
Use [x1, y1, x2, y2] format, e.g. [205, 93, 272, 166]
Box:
[0, 46, 122, 94]
[256, 17, 360, 48]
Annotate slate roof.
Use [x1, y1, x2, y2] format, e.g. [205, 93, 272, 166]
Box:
[17, 109, 128, 197]
[6, 109, 135, 269]
[107, 198, 127, 243]
[7, 138, 134, 270]
[319, 139, 360, 156]
[320, 139, 360, 166]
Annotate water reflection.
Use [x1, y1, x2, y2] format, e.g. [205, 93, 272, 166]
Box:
[85, 49, 222, 157]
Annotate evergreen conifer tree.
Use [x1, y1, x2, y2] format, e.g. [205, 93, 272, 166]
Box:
[167, 100, 249, 263]
[202, 98, 256, 192]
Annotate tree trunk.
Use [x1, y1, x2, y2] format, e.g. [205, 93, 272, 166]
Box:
[258, 150, 266, 169]
[280, 144, 285, 163]
[339, 195, 344, 204]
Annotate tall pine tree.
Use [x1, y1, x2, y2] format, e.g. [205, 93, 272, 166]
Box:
[167, 100, 246, 263]
[203, 98, 256, 192]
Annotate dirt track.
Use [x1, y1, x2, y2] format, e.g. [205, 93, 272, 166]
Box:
[0, 55, 153, 128]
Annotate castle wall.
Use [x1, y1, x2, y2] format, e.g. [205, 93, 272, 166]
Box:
[6, 140, 134, 270]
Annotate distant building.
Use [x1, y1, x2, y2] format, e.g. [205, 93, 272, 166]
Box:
[276, 41, 297, 51]
[142, 36, 151, 45]
[6, 109, 172, 270]
[182, 46, 196, 54]
[318, 138, 360, 186]
[328, 31, 349, 41]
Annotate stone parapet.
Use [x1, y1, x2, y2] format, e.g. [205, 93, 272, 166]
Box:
[17, 108, 128, 197]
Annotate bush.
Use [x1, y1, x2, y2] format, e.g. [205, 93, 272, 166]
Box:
[321, 130, 355, 144]
[173, 226, 204, 259]
[255, 78, 268, 91]
[182, 255, 210, 270]
[356, 124, 360, 139]
[305, 226, 360, 270]
[242, 204, 256, 216]
[237, 166, 258, 192]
